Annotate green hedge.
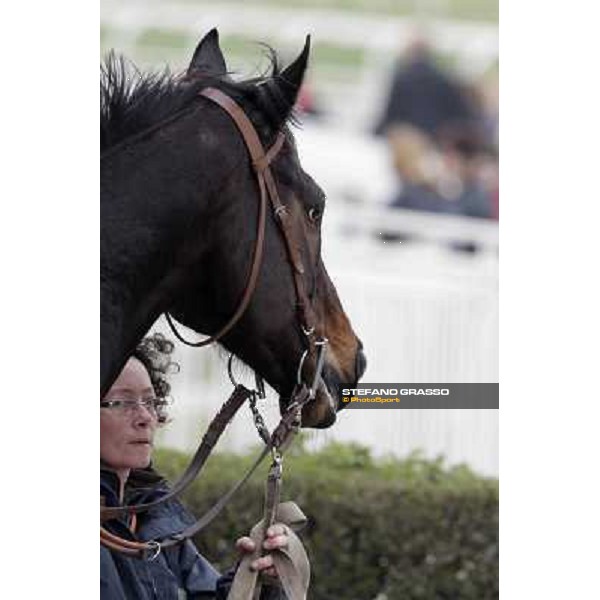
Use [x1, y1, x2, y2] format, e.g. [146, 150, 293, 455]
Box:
[154, 438, 498, 600]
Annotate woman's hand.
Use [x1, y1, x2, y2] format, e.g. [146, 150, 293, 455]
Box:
[235, 523, 289, 580]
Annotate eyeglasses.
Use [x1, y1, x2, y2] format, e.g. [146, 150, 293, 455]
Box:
[100, 397, 171, 421]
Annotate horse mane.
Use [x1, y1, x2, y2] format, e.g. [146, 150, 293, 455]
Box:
[100, 49, 297, 154]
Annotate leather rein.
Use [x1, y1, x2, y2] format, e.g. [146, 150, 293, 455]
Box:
[101, 87, 328, 575]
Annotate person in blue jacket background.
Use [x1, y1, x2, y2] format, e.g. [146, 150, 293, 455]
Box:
[101, 334, 289, 599]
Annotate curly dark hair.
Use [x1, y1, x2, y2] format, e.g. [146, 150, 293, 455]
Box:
[132, 333, 179, 424]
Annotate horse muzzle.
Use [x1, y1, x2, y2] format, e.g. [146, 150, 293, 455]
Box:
[298, 342, 367, 428]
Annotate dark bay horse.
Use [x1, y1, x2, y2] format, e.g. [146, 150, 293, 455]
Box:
[101, 29, 366, 428]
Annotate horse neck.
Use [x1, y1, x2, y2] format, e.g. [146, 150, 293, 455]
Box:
[101, 127, 214, 394]
[100, 266, 188, 397]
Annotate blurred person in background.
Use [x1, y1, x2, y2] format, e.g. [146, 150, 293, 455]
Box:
[439, 125, 497, 220]
[374, 34, 497, 221]
[374, 35, 476, 141]
[386, 124, 462, 215]
[101, 334, 289, 599]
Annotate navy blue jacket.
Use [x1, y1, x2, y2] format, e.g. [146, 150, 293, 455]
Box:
[101, 467, 284, 599]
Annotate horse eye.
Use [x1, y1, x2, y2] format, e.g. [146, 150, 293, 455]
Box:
[308, 207, 322, 222]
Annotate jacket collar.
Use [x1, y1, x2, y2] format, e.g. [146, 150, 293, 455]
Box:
[100, 463, 166, 507]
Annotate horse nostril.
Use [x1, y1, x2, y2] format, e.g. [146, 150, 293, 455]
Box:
[355, 346, 367, 381]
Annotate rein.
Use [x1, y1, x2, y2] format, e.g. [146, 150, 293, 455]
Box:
[101, 86, 326, 598]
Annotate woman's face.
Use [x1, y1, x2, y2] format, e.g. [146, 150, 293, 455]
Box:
[101, 357, 158, 473]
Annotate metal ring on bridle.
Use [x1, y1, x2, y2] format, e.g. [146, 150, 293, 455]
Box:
[227, 353, 238, 387]
[145, 541, 162, 562]
[301, 325, 315, 337]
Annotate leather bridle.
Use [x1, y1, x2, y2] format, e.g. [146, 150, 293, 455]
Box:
[101, 86, 328, 585]
[165, 87, 319, 350]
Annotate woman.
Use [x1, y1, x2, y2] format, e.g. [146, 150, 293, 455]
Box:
[101, 334, 289, 599]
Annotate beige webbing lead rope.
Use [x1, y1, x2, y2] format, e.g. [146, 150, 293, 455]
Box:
[227, 501, 310, 600]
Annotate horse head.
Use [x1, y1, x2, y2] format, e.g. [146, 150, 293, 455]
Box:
[101, 30, 366, 428]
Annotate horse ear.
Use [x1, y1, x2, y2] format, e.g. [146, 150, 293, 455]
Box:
[268, 35, 311, 123]
[187, 28, 227, 76]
